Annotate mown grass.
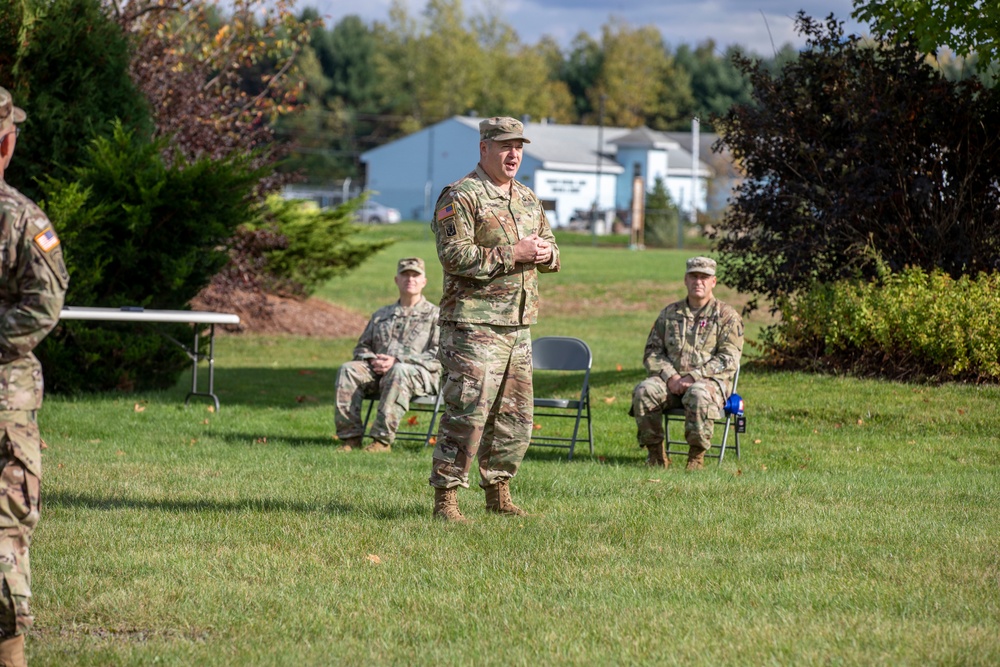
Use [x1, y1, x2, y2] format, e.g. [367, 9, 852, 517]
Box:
[33, 223, 1000, 665]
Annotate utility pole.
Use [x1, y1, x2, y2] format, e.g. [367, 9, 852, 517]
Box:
[685, 117, 700, 249]
[592, 94, 606, 246]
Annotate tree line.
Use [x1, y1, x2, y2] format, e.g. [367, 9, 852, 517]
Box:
[275, 0, 799, 183]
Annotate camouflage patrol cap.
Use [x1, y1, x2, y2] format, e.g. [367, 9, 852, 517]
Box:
[479, 116, 531, 143]
[685, 256, 716, 276]
[397, 257, 425, 275]
[0, 87, 26, 133]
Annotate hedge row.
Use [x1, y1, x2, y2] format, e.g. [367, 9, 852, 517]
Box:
[760, 268, 1000, 382]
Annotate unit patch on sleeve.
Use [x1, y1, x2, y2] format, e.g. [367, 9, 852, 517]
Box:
[436, 203, 457, 236]
[34, 228, 60, 253]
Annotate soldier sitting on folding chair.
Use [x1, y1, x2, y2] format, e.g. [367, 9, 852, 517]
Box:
[630, 256, 743, 470]
[334, 258, 440, 453]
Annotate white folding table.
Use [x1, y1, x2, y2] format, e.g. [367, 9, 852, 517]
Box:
[59, 306, 240, 411]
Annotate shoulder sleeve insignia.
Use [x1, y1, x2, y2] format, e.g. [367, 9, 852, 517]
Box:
[34, 228, 60, 253]
[436, 203, 455, 221]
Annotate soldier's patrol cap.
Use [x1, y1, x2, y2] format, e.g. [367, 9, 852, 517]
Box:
[0, 87, 26, 133]
[685, 256, 716, 276]
[397, 257, 425, 275]
[479, 116, 531, 143]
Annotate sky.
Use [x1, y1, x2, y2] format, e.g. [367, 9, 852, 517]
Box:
[307, 0, 869, 56]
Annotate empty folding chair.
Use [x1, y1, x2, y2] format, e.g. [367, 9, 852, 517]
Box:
[530, 336, 593, 460]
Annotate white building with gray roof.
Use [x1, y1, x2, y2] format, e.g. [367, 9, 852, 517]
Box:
[360, 115, 722, 228]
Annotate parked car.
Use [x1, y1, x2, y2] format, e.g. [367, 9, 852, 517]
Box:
[357, 200, 401, 224]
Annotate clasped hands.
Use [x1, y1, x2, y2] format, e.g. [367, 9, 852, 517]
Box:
[667, 374, 695, 396]
[513, 233, 553, 265]
[369, 354, 396, 375]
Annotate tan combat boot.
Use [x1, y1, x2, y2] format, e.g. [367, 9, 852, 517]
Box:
[336, 437, 362, 452]
[485, 480, 528, 517]
[646, 441, 669, 468]
[686, 445, 708, 470]
[0, 635, 26, 667]
[362, 440, 391, 453]
[433, 487, 469, 523]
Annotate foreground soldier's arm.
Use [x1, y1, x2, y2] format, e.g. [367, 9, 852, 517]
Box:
[434, 190, 519, 280]
[0, 210, 68, 364]
[535, 208, 560, 273]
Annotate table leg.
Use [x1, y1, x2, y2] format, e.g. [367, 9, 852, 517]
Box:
[184, 323, 222, 411]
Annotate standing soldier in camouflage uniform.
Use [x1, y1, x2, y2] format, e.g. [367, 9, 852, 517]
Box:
[0, 87, 69, 667]
[334, 258, 440, 453]
[631, 257, 742, 470]
[429, 116, 560, 523]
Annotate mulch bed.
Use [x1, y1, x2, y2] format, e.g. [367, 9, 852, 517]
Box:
[191, 287, 368, 338]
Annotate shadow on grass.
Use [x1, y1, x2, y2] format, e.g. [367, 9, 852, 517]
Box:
[46, 491, 428, 520]
[47, 490, 350, 515]
[184, 367, 339, 408]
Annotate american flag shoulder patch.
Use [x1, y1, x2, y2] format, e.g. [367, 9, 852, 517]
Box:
[436, 203, 455, 221]
[34, 228, 60, 253]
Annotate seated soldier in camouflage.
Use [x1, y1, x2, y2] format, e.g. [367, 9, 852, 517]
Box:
[631, 256, 743, 470]
[334, 258, 440, 453]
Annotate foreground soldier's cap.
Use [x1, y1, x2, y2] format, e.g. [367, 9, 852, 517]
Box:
[685, 256, 716, 276]
[0, 87, 26, 133]
[397, 257, 425, 275]
[479, 116, 531, 143]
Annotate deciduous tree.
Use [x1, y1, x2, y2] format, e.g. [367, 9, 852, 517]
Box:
[715, 13, 1000, 309]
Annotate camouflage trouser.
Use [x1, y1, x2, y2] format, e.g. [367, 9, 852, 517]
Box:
[0, 412, 41, 638]
[631, 376, 724, 450]
[430, 323, 533, 489]
[334, 361, 434, 445]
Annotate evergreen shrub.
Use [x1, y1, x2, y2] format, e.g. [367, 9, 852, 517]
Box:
[761, 267, 1000, 382]
[36, 123, 259, 393]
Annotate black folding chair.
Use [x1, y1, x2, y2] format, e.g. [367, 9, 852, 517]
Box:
[361, 392, 443, 447]
[664, 366, 745, 464]
[530, 336, 593, 460]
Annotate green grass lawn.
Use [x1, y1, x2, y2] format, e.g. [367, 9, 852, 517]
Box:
[33, 223, 1000, 665]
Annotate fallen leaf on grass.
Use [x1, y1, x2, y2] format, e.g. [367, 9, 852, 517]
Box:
[957, 408, 966, 415]
[88, 439, 101, 444]
[646, 478, 661, 483]
[295, 395, 319, 403]
[760, 465, 767, 471]
[833, 423, 842, 429]
[133, 404, 146, 413]
[856, 419, 864, 426]
[753, 439, 762, 444]
[597, 456, 606, 463]
[407, 416, 419, 426]
[189, 439, 198, 445]
[812, 429, 818, 434]
[616, 364, 623, 371]
[202, 419, 210, 425]
[298, 370, 315, 376]
[40, 439, 48, 450]
[57, 463, 64, 469]
[255, 437, 268, 444]
[907, 440, 916, 445]
[116, 450, 125, 456]
[207, 406, 216, 413]
[532, 424, 543, 430]
[603, 396, 616, 404]
[366, 554, 382, 565]
[428, 436, 437, 445]
[734, 469, 743, 476]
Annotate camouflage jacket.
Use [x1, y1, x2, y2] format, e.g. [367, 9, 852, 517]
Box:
[1, 179, 69, 411]
[354, 298, 440, 377]
[643, 297, 743, 397]
[432, 165, 559, 325]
